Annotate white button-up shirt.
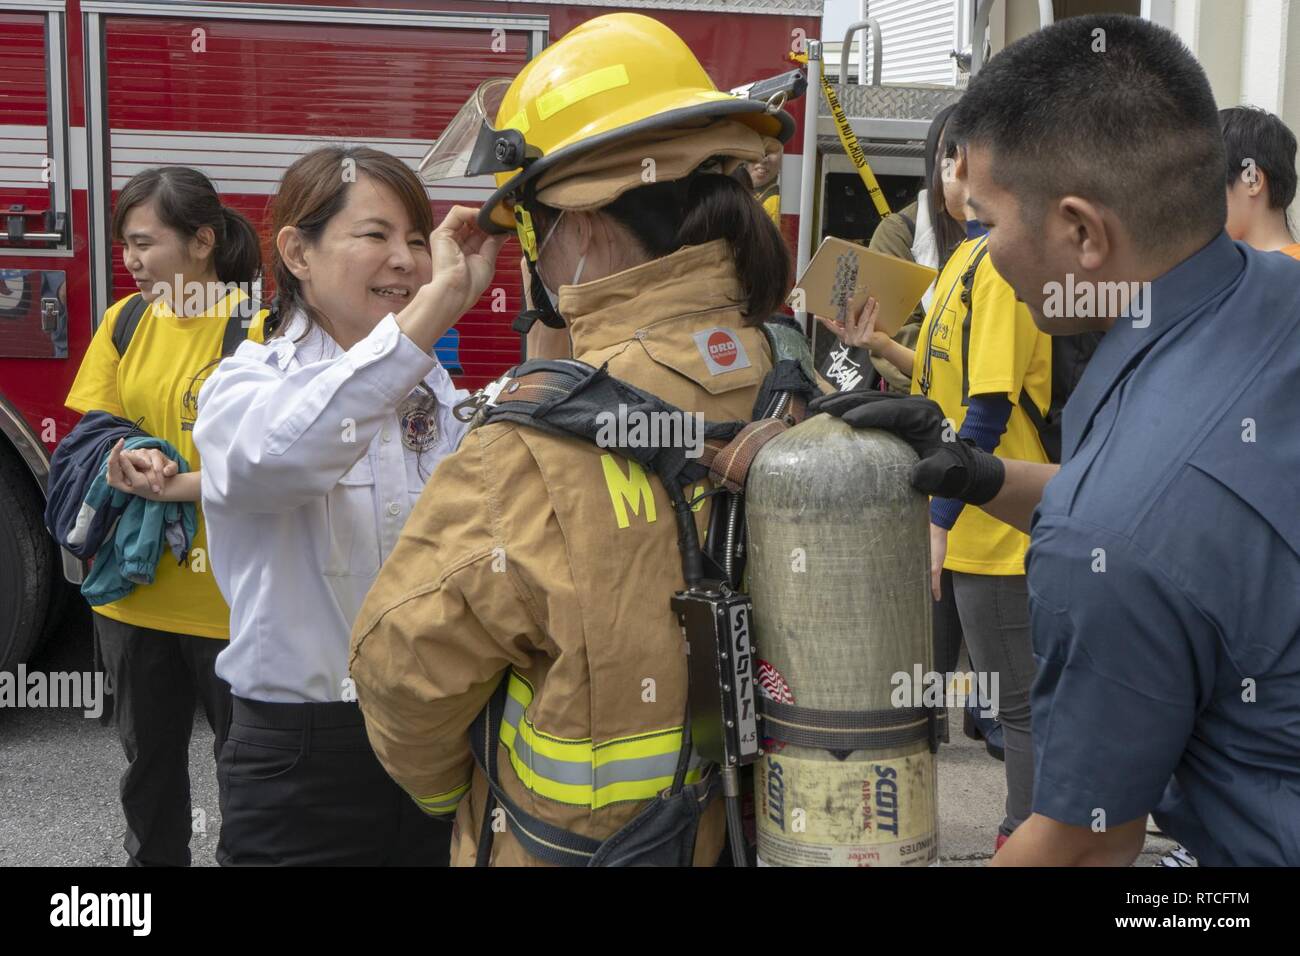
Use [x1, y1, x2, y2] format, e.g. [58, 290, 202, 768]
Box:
[195, 311, 469, 703]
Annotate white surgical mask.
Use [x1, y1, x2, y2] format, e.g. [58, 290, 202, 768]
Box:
[536, 210, 588, 303]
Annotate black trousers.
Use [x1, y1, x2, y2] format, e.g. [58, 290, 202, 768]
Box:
[932, 568, 965, 675]
[94, 614, 232, 867]
[216, 696, 452, 866]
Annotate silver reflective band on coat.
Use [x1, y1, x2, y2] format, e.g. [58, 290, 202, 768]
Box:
[498, 673, 707, 809]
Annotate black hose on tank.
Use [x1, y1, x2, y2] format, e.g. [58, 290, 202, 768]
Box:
[667, 480, 704, 588]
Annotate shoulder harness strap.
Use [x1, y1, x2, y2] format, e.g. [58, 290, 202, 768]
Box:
[111, 294, 149, 358]
[220, 295, 261, 358]
[454, 317, 820, 494]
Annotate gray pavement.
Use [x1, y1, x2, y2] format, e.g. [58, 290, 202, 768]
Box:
[0, 606, 1179, 867]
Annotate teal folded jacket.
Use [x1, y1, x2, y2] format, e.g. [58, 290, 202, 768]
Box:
[80, 437, 197, 607]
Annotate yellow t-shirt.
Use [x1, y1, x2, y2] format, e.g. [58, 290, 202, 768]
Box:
[911, 237, 1051, 576]
[65, 289, 268, 639]
[762, 193, 781, 227]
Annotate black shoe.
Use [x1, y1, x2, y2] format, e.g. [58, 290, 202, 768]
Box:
[964, 704, 1005, 761]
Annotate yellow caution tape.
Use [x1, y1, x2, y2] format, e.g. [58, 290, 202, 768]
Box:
[790, 51, 892, 218]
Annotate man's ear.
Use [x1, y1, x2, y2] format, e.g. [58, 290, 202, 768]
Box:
[1054, 195, 1111, 272]
[276, 225, 310, 280]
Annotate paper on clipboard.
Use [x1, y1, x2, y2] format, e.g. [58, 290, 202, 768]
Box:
[790, 235, 938, 337]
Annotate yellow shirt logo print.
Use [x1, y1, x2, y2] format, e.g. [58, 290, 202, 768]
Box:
[600, 454, 657, 529]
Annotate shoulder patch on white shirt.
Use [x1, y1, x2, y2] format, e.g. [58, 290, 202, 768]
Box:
[693, 328, 751, 375]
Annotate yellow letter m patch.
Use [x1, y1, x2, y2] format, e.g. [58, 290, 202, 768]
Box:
[600, 454, 657, 529]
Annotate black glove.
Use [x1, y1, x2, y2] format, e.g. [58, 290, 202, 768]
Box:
[808, 390, 1006, 505]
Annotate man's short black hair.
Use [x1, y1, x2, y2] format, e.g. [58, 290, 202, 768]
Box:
[1220, 106, 1298, 211]
[950, 14, 1225, 254]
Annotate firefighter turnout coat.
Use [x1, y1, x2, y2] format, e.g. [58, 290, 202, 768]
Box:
[349, 239, 778, 865]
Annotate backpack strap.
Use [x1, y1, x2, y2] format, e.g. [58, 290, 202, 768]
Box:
[957, 239, 990, 406]
[220, 295, 261, 358]
[453, 326, 817, 496]
[1016, 390, 1057, 461]
[112, 292, 263, 360]
[110, 294, 149, 358]
[754, 316, 821, 421]
[453, 358, 746, 492]
[956, 241, 1059, 461]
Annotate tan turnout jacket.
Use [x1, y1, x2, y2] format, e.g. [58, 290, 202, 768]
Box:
[350, 239, 781, 866]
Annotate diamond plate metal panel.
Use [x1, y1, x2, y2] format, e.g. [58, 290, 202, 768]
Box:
[821, 83, 964, 123]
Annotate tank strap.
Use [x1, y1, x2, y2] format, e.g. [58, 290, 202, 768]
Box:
[760, 699, 940, 759]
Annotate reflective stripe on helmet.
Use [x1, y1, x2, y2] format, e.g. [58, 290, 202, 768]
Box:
[536, 64, 631, 121]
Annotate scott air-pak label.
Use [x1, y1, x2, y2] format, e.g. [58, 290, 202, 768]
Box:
[694, 328, 751, 375]
[755, 751, 938, 866]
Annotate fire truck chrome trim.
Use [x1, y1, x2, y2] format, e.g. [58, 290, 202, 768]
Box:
[0, 4, 72, 258]
[80, 1, 549, 31]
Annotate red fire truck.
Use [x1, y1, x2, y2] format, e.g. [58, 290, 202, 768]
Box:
[0, 0, 823, 669]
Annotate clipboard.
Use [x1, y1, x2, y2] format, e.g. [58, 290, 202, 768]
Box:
[790, 235, 938, 337]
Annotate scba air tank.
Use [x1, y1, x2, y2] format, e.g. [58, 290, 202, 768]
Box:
[747, 414, 938, 866]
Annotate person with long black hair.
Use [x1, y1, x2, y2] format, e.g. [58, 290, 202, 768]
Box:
[62, 166, 267, 866]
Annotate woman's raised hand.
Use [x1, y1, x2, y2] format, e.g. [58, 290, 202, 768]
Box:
[398, 206, 508, 353]
[430, 206, 509, 317]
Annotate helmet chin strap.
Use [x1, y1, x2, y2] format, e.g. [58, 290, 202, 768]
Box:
[514, 256, 567, 333]
[513, 204, 578, 334]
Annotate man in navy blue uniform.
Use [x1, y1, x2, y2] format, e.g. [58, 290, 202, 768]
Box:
[815, 14, 1300, 865]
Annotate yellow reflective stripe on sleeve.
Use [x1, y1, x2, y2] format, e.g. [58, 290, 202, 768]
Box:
[536, 64, 630, 120]
[411, 781, 470, 816]
[499, 672, 706, 809]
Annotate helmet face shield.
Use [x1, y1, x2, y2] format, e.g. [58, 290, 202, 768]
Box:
[418, 78, 531, 183]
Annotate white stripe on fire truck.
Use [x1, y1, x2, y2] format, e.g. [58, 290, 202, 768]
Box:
[107, 128, 497, 198]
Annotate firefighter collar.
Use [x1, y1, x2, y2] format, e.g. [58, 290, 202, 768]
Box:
[563, 239, 738, 356]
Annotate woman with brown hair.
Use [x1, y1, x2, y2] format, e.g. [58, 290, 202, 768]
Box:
[61, 166, 264, 866]
[193, 146, 505, 865]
